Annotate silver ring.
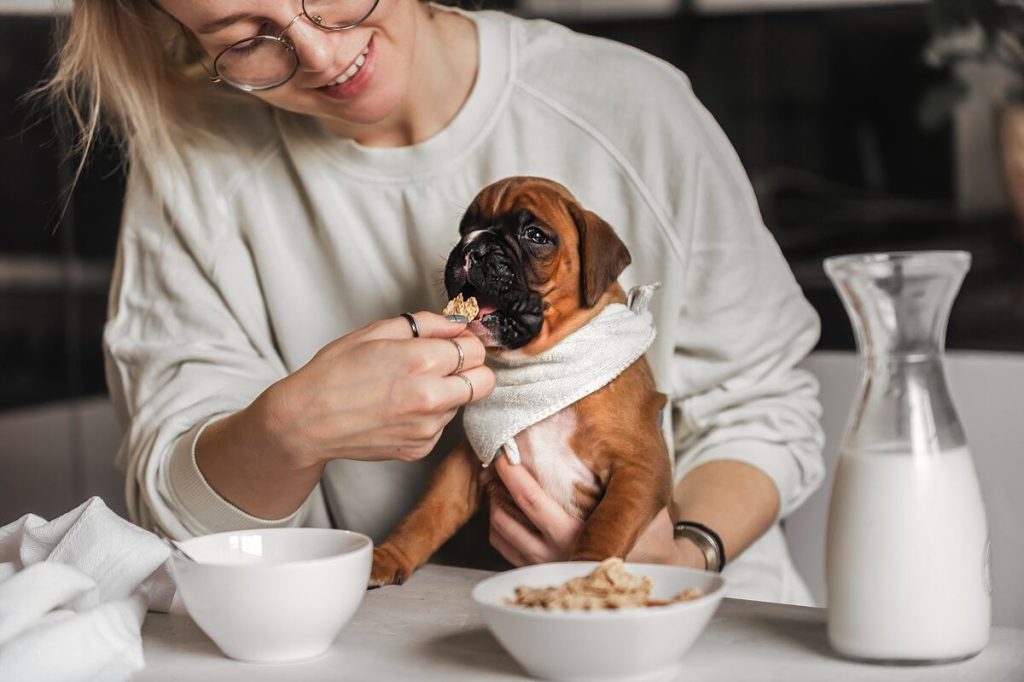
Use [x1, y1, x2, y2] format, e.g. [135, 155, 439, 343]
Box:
[456, 373, 474, 403]
[449, 339, 465, 375]
[400, 312, 419, 338]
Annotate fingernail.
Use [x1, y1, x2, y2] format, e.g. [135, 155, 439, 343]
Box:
[446, 315, 469, 323]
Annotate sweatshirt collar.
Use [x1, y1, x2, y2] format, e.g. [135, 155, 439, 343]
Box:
[275, 7, 513, 183]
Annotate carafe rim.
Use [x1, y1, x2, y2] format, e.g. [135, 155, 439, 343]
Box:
[824, 250, 970, 278]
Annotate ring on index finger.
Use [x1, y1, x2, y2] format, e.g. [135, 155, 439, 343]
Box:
[448, 339, 465, 375]
[400, 312, 419, 338]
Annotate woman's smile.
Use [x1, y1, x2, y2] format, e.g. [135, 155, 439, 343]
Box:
[316, 36, 375, 100]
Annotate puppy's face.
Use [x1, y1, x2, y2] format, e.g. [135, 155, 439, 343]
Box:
[444, 177, 631, 352]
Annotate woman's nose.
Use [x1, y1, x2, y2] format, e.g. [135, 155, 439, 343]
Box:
[287, 18, 340, 74]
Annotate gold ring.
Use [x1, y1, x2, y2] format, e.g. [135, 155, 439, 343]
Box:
[456, 373, 474, 403]
[449, 339, 465, 375]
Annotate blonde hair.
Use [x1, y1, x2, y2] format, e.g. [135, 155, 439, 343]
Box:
[38, 0, 469, 194]
[37, 0, 241, 193]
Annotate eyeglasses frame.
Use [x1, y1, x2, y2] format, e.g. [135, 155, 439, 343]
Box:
[206, 0, 381, 92]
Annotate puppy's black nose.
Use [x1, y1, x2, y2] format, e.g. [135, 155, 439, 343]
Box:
[465, 241, 487, 265]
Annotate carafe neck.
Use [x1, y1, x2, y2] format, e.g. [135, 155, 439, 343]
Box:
[825, 251, 969, 361]
[825, 251, 971, 456]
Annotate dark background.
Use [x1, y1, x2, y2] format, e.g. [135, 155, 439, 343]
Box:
[1, 2, 1020, 411]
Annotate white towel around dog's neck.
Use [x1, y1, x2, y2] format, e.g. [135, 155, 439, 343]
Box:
[463, 283, 660, 466]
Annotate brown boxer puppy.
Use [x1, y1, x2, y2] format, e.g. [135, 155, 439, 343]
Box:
[370, 176, 671, 586]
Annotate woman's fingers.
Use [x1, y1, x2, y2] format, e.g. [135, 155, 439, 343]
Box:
[490, 504, 555, 565]
[405, 335, 487, 376]
[494, 455, 580, 548]
[442, 365, 495, 407]
[488, 519, 531, 567]
[362, 314, 487, 379]
[404, 365, 494, 418]
[364, 312, 469, 342]
[280, 311, 489, 465]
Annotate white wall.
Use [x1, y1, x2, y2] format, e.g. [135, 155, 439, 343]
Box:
[0, 397, 125, 524]
[691, 0, 923, 13]
[0, 0, 69, 15]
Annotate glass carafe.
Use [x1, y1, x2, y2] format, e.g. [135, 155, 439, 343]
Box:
[823, 251, 990, 664]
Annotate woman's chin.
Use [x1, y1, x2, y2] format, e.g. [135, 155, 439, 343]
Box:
[314, 93, 401, 130]
[302, 75, 410, 135]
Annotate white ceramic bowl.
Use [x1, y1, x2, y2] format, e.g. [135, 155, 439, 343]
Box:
[472, 562, 726, 682]
[170, 527, 372, 663]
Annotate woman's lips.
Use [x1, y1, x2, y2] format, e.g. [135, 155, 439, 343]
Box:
[317, 36, 376, 100]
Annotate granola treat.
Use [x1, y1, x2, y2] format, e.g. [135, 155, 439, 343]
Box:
[442, 293, 479, 320]
[507, 558, 703, 611]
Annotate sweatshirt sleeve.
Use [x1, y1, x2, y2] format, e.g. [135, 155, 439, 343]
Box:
[666, 86, 826, 521]
[104, 170, 320, 539]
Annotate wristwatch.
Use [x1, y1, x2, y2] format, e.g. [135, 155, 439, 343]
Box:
[673, 521, 726, 573]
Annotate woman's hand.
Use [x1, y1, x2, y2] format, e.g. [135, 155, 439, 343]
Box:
[258, 311, 495, 468]
[489, 455, 705, 568]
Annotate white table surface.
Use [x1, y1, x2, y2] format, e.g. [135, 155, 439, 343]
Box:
[136, 564, 1024, 681]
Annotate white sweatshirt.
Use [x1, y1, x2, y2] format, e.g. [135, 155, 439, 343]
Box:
[105, 7, 825, 604]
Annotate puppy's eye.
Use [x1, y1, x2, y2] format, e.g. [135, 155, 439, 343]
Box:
[524, 227, 551, 245]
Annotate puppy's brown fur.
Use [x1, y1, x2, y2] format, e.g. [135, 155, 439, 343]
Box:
[370, 177, 671, 586]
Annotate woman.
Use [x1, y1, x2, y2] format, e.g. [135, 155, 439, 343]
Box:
[47, 0, 825, 604]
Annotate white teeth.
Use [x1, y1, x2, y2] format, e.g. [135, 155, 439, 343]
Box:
[326, 46, 369, 87]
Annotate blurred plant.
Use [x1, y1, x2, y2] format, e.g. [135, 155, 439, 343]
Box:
[919, 0, 1024, 128]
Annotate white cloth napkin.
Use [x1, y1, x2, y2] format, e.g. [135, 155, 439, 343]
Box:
[0, 497, 175, 682]
[464, 283, 660, 466]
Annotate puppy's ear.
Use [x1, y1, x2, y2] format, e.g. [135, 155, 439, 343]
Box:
[569, 203, 632, 307]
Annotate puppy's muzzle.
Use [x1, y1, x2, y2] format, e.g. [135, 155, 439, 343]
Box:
[445, 234, 543, 350]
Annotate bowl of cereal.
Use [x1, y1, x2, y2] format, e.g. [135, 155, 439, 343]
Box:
[471, 559, 726, 682]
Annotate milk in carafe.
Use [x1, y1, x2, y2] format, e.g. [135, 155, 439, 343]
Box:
[826, 446, 990, 660]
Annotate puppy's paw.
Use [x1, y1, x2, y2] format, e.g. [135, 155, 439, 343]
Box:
[369, 544, 414, 588]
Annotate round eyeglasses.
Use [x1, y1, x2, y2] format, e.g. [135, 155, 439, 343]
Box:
[208, 0, 380, 92]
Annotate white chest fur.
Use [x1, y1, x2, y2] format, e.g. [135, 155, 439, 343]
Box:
[511, 409, 601, 519]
